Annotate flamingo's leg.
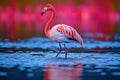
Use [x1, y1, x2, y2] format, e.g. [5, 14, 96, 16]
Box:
[56, 43, 62, 57]
[64, 43, 68, 59]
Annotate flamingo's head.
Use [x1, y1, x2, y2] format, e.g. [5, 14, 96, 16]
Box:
[41, 4, 54, 15]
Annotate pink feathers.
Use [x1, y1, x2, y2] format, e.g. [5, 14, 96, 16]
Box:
[51, 24, 84, 47]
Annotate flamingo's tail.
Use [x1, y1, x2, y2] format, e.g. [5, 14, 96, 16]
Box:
[74, 32, 84, 48]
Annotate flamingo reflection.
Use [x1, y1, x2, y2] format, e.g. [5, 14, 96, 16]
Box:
[44, 64, 83, 80]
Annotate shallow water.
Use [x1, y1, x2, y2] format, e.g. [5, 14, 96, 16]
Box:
[0, 37, 120, 80]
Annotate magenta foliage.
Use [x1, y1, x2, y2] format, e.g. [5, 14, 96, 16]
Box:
[0, 1, 119, 41]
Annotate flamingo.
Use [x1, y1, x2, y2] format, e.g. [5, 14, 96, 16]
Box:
[41, 4, 84, 59]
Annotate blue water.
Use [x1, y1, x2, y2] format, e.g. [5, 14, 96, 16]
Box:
[0, 37, 120, 80]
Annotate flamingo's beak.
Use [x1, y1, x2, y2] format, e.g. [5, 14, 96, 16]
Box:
[41, 7, 47, 15]
[41, 10, 45, 15]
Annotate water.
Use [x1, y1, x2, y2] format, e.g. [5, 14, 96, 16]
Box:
[0, 37, 120, 80]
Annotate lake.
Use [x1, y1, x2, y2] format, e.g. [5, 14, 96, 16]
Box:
[0, 37, 120, 80]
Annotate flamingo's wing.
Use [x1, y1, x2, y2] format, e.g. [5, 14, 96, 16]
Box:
[56, 24, 75, 39]
[56, 24, 84, 47]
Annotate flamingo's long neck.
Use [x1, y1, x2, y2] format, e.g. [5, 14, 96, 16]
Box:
[44, 9, 55, 37]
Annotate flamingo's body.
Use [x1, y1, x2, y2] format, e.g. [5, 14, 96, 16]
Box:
[48, 24, 83, 45]
[41, 4, 84, 59]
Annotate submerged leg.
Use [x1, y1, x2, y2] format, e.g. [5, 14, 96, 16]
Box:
[64, 44, 68, 59]
[56, 43, 62, 57]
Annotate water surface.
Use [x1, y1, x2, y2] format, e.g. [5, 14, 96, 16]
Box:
[0, 37, 120, 80]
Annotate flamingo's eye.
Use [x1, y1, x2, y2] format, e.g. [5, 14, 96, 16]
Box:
[47, 6, 52, 10]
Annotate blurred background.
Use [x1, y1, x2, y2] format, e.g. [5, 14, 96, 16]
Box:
[0, 0, 120, 41]
[0, 1, 120, 80]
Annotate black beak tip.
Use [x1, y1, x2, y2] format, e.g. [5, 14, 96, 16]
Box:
[41, 12, 44, 15]
[41, 10, 45, 16]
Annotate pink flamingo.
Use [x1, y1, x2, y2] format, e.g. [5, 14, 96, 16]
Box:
[41, 4, 84, 59]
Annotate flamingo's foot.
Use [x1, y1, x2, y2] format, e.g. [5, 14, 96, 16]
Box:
[55, 43, 68, 59]
[55, 48, 68, 59]
[65, 52, 67, 59]
[55, 49, 61, 58]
